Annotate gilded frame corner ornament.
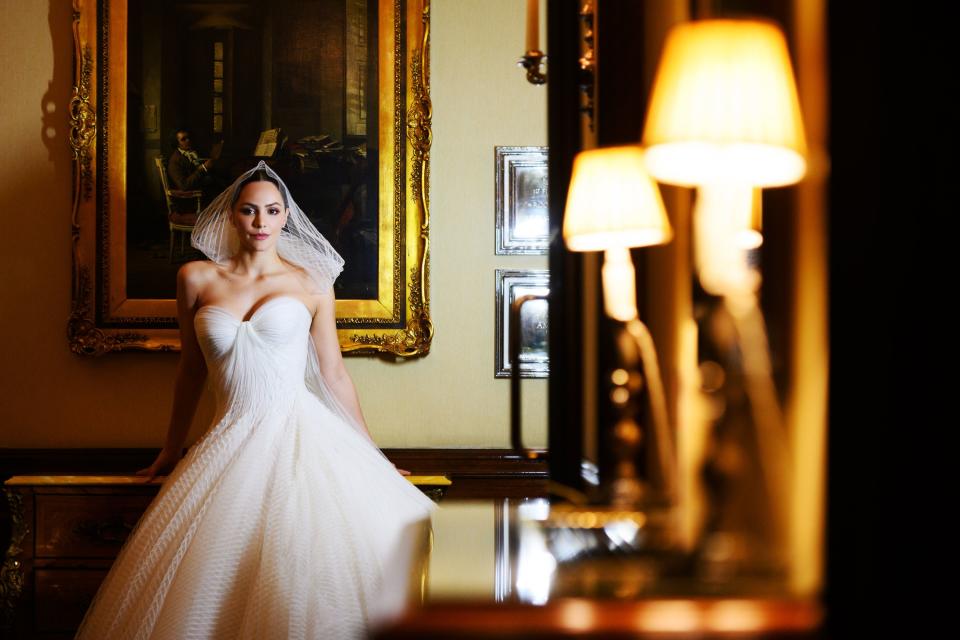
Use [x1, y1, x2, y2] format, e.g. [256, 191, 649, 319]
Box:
[69, 0, 433, 357]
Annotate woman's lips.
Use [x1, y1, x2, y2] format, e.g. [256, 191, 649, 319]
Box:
[252, 233, 269, 240]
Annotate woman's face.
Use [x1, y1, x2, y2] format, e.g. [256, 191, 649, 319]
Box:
[231, 180, 289, 253]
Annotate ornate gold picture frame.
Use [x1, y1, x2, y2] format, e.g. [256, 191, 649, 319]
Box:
[69, 0, 432, 356]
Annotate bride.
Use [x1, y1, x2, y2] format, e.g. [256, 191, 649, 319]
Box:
[75, 162, 438, 640]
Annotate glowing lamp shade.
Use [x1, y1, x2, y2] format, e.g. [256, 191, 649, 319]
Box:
[563, 146, 672, 252]
[564, 147, 672, 322]
[642, 19, 807, 187]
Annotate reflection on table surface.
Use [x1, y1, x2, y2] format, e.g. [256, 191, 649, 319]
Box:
[386, 498, 823, 638]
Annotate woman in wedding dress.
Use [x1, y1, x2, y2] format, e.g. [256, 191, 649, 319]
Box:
[75, 162, 437, 640]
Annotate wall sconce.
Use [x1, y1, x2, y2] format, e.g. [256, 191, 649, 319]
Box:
[518, 1, 598, 130]
[563, 146, 676, 511]
[519, 0, 547, 84]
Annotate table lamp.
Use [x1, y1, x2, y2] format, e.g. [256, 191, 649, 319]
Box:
[639, 18, 807, 581]
[642, 19, 807, 296]
[564, 146, 672, 321]
[562, 146, 675, 509]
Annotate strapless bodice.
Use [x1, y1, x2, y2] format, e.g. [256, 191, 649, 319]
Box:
[194, 296, 314, 412]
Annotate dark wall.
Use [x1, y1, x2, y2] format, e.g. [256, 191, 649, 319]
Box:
[826, 3, 950, 636]
[272, 0, 346, 141]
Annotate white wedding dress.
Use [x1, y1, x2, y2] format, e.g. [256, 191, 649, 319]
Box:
[76, 296, 438, 640]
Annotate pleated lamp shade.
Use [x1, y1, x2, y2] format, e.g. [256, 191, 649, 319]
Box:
[642, 19, 807, 187]
[563, 146, 672, 252]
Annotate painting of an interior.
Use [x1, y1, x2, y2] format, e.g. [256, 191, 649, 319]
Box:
[1, 0, 938, 638]
[127, 0, 379, 302]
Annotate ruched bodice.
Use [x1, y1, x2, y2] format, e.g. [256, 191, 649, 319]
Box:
[195, 296, 313, 414]
[76, 296, 437, 640]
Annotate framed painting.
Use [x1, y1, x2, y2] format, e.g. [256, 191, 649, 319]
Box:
[69, 0, 433, 356]
[495, 269, 549, 378]
[494, 146, 549, 255]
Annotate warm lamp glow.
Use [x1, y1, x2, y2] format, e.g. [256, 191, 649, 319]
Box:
[643, 20, 807, 187]
[602, 248, 639, 322]
[563, 146, 673, 252]
[736, 188, 764, 250]
[694, 184, 761, 296]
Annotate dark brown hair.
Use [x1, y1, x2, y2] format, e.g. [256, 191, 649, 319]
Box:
[231, 170, 288, 208]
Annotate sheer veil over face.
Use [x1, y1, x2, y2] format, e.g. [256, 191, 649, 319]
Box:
[191, 161, 345, 294]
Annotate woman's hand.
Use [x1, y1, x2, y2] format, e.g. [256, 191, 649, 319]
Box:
[394, 464, 411, 476]
[136, 447, 183, 482]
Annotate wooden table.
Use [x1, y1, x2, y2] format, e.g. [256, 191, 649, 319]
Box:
[1, 474, 450, 639]
[372, 598, 823, 639]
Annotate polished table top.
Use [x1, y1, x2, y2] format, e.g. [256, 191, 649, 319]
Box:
[3, 479, 821, 637]
[3, 474, 452, 487]
[382, 498, 823, 638]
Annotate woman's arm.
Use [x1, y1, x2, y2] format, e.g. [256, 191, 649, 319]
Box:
[309, 291, 373, 440]
[137, 263, 209, 480]
[309, 291, 410, 475]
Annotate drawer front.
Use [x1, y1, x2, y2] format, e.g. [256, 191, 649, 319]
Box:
[34, 568, 108, 633]
[35, 494, 155, 558]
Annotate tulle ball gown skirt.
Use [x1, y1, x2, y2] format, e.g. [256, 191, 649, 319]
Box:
[75, 298, 438, 639]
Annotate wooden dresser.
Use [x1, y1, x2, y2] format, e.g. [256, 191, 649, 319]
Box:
[1, 475, 450, 639]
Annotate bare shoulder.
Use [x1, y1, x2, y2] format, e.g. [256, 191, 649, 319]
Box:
[305, 287, 335, 318]
[177, 260, 217, 284]
[281, 262, 331, 311]
[281, 260, 314, 290]
[177, 260, 217, 301]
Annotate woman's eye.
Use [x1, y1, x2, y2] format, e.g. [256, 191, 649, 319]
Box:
[268, 209, 280, 215]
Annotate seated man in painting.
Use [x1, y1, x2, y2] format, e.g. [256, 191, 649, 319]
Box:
[167, 128, 223, 203]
